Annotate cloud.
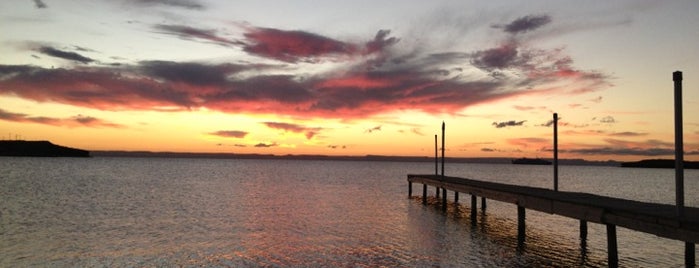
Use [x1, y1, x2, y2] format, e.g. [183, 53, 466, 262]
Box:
[254, 142, 277, 148]
[128, 0, 204, 9]
[472, 43, 518, 70]
[154, 24, 239, 46]
[0, 18, 611, 120]
[481, 147, 497, 152]
[514, 105, 547, 111]
[240, 27, 397, 63]
[498, 15, 552, 34]
[507, 137, 549, 148]
[411, 128, 424, 136]
[263, 122, 321, 139]
[365, 125, 382, 133]
[492, 120, 526, 128]
[599, 116, 616, 123]
[608, 131, 647, 137]
[0, 108, 122, 128]
[37, 46, 94, 64]
[33, 0, 47, 8]
[209, 130, 248, 138]
[327, 145, 347, 149]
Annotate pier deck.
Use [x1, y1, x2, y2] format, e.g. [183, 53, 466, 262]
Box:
[407, 174, 699, 244]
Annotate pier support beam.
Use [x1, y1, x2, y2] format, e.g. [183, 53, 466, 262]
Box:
[687, 242, 695, 268]
[422, 184, 427, 204]
[607, 224, 618, 268]
[580, 220, 588, 241]
[408, 182, 413, 197]
[517, 206, 526, 246]
[442, 188, 447, 211]
[454, 192, 459, 203]
[481, 197, 486, 212]
[471, 195, 477, 225]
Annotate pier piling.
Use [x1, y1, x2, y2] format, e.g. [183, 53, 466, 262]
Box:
[471, 195, 477, 225]
[422, 184, 427, 204]
[607, 224, 618, 267]
[517, 206, 526, 245]
[481, 197, 486, 212]
[686, 242, 695, 267]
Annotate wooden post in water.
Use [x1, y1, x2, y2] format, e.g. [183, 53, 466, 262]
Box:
[580, 220, 588, 241]
[517, 206, 526, 246]
[441, 122, 447, 211]
[673, 71, 694, 267]
[435, 134, 440, 198]
[481, 197, 486, 212]
[454, 191, 459, 203]
[422, 184, 427, 204]
[607, 224, 618, 268]
[408, 181, 412, 197]
[553, 113, 559, 191]
[471, 195, 477, 225]
[673, 71, 684, 218]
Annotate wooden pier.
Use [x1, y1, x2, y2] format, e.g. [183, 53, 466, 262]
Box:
[407, 174, 698, 267]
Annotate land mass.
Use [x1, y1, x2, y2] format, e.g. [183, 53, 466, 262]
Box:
[0, 140, 90, 157]
[92, 150, 619, 166]
[620, 159, 699, 169]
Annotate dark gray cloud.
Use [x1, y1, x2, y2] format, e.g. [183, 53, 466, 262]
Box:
[500, 15, 552, 34]
[33, 0, 47, 8]
[472, 43, 518, 70]
[140, 60, 241, 86]
[129, 0, 204, 9]
[209, 130, 248, 138]
[38, 46, 94, 64]
[493, 120, 526, 128]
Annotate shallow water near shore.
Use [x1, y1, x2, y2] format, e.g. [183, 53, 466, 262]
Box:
[1, 157, 697, 267]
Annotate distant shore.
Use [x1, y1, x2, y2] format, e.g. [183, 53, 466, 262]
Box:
[91, 150, 619, 166]
[0, 140, 90, 157]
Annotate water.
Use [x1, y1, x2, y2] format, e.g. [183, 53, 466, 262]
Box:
[1, 157, 697, 267]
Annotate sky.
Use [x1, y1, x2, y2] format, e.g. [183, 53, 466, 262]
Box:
[1, 0, 698, 161]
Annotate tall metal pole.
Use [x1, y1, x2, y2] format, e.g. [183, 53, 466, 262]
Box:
[441, 122, 447, 211]
[554, 113, 559, 191]
[441, 122, 445, 178]
[673, 71, 684, 218]
[434, 134, 438, 176]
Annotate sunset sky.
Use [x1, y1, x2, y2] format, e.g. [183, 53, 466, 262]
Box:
[1, 0, 698, 161]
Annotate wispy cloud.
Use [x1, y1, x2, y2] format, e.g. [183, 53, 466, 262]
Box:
[254, 142, 277, 148]
[507, 137, 549, 148]
[499, 15, 552, 34]
[608, 131, 647, 137]
[37, 46, 94, 64]
[493, 120, 526, 128]
[263, 122, 321, 139]
[209, 130, 248, 138]
[365, 125, 382, 133]
[0, 108, 122, 128]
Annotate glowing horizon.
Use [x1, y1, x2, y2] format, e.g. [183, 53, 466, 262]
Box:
[1, 0, 698, 161]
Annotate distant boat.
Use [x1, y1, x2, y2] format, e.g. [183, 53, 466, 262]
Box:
[511, 157, 552, 165]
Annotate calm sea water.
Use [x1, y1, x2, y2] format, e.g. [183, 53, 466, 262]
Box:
[1, 157, 697, 267]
